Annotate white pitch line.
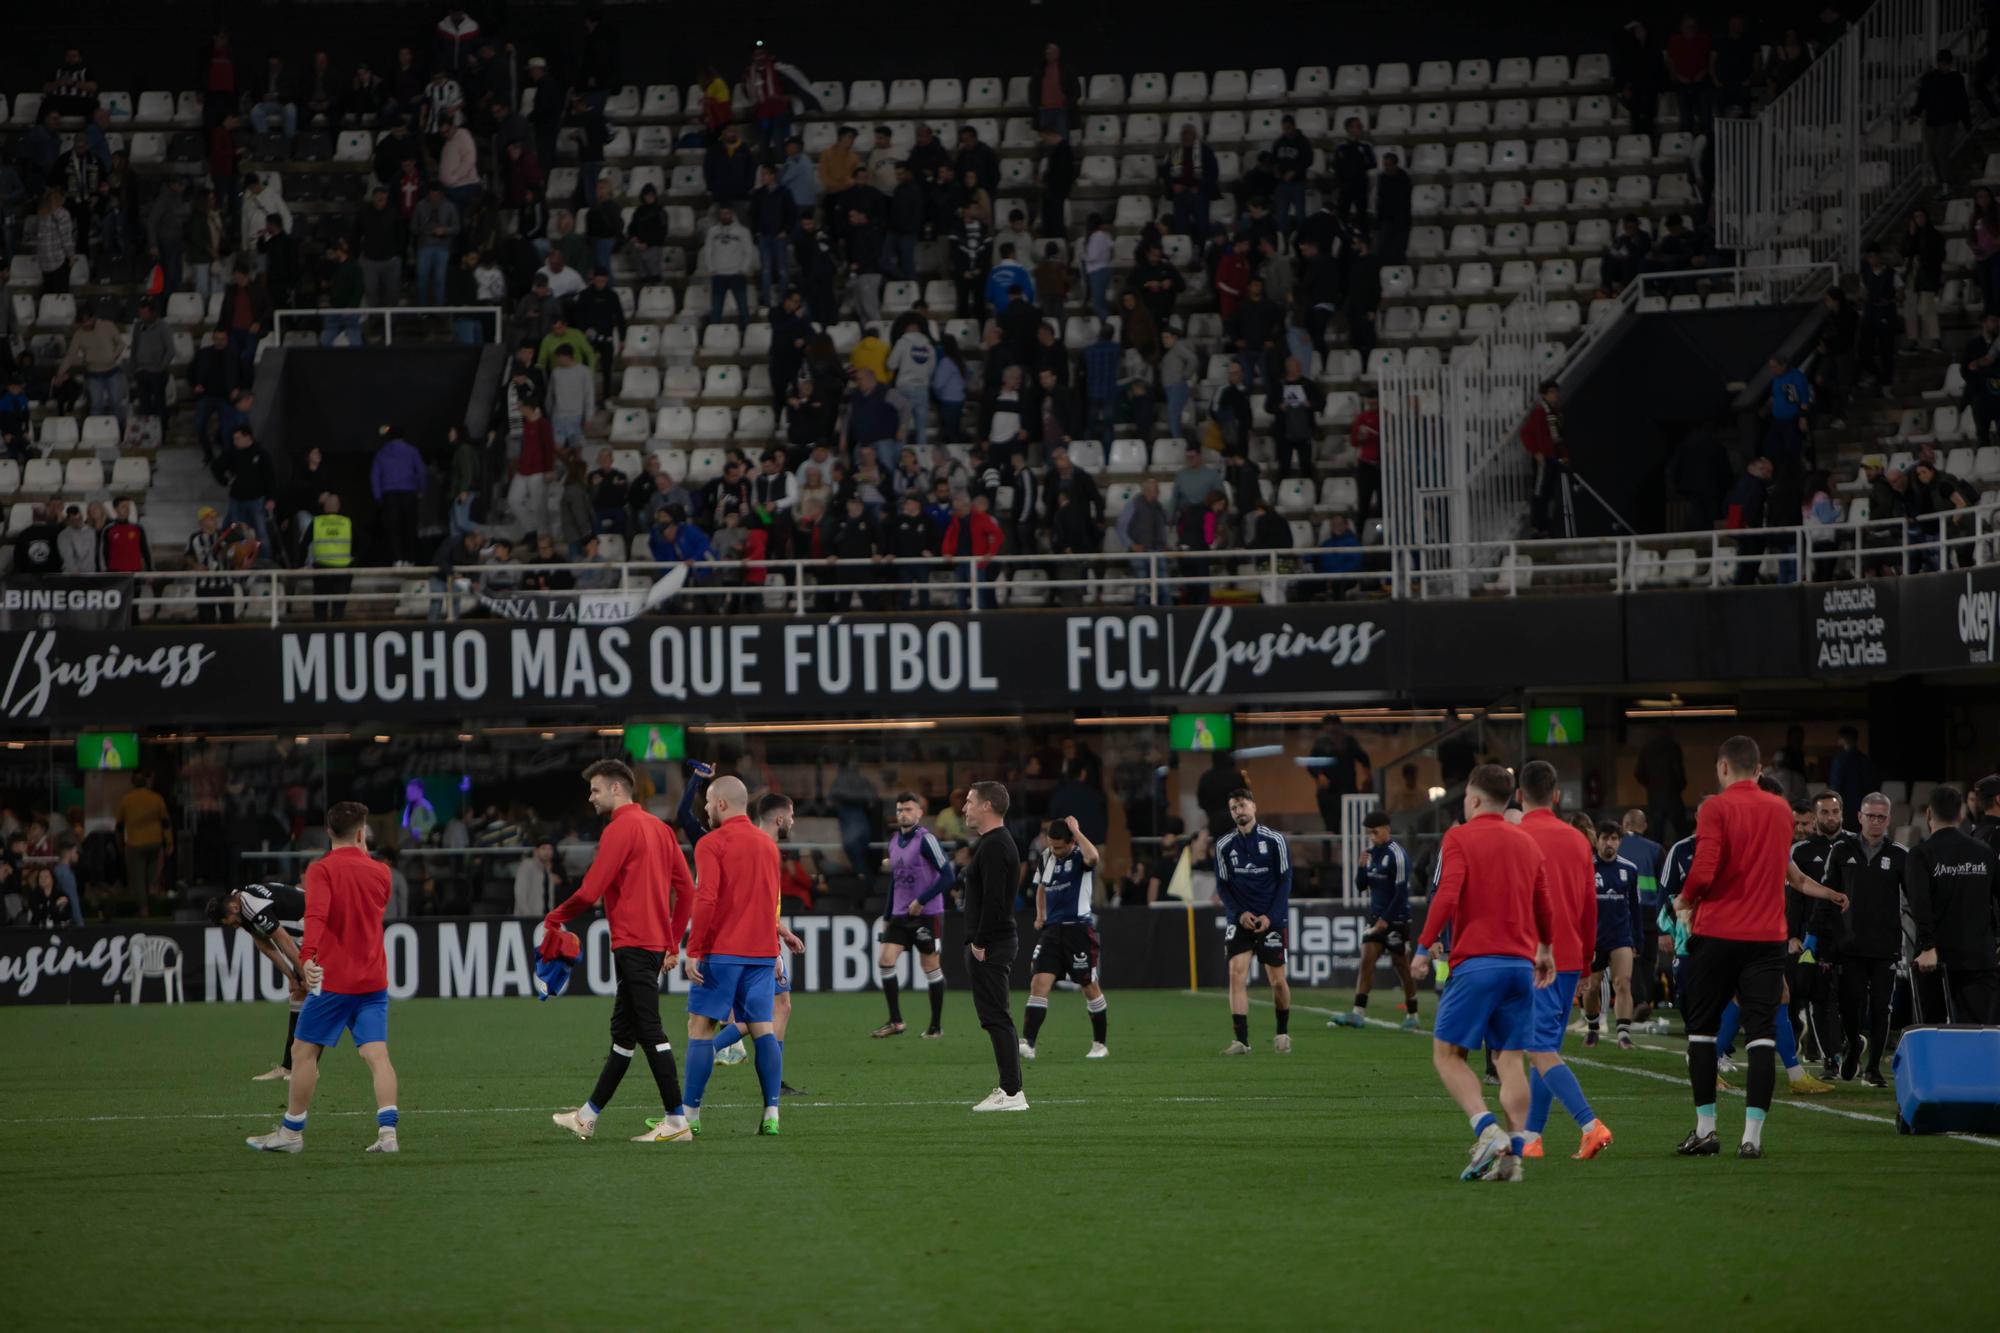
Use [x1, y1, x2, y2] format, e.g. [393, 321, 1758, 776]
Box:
[1208, 992, 2000, 1150]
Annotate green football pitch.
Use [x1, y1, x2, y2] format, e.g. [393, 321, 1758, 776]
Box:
[6, 989, 1994, 1330]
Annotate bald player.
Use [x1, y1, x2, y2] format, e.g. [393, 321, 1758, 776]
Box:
[699, 792, 808, 1095]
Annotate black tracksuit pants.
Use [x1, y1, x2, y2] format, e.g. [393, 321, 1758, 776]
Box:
[967, 939, 1022, 1096]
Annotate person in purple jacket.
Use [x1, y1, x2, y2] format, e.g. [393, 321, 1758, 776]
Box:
[370, 424, 427, 565]
[873, 791, 954, 1039]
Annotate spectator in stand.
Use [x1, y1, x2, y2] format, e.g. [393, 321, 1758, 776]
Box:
[1038, 127, 1076, 239]
[1228, 276, 1285, 393]
[371, 424, 426, 564]
[933, 336, 969, 443]
[1159, 123, 1218, 239]
[1373, 152, 1412, 263]
[545, 343, 596, 453]
[1522, 379, 1566, 538]
[1345, 234, 1383, 365]
[1961, 313, 2000, 445]
[1910, 49, 1971, 195]
[1712, 14, 1757, 117]
[1214, 236, 1250, 320]
[1030, 42, 1081, 137]
[1131, 243, 1183, 331]
[1664, 14, 1715, 137]
[1616, 19, 1664, 148]
[1171, 444, 1223, 521]
[53, 308, 128, 432]
[412, 184, 460, 306]
[1901, 206, 1945, 353]
[1854, 246, 1898, 393]
[507, 397, 559, 540]
[129, 299, 173, 423]
[1351, 391, 1382, 521]
[1207, 359, 1252, 456]
[887, 160, 926, 281]
[704, 205, 754, 330]
[1267, 358, 1326, 482]
[1118, 477, 1171, 603]
[1315, 513, 1364, 599]
[145, 176, 189, 296]
[209, 112, 244, 216]
[33, 187, 77, 294]
[248, 51, 300, 144]
[1330, 117, 1376, 232]
[1158, 324, 1199, 443]
[621, 182, 668, 282]
[0, 374, 29, 462]
[189, 330, 237, 463]
[1763, 353, 1813, 465]
[1971, 187, 2000, 316]
[1080, 324, 1122, 444]
[1270, 115, 1313, 239]
[536, 246, 585, 304]
[1073, 213, 1115, 319]
[705, 125, 758, 211]
[749, 165, 798, 310]
[886, 320, 938, 446]
[58, 505, 99, 575]
[572, 270, 624, 393]
[44, 46, 99, 117]
[942, 492, 1004, 608]
[1724, 456, 1774, 585]
[12, 502, 65, 576]
[354, 186, 404, 309]
[220, 425, 277, 555]
[1602, 215, 1653, 293]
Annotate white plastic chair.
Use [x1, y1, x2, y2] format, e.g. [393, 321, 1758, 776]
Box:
[127, 934, 184, 1003]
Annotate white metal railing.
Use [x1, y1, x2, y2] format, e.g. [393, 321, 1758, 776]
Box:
[1716, 0, 1988, 271]
[100, 508, 2000, 624]
[268, 306, 504, 345]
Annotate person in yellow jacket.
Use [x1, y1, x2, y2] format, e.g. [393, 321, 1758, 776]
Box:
[309, 491, 352, 623]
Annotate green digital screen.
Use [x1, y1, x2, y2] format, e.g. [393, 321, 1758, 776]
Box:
[77, 731, 139, 769]
[1526, 707, 1584, 746]
[1169, 713, 1233, 752]
[624, 724, 685, 763]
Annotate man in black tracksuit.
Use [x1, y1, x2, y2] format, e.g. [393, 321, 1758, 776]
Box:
[1905, 785, 2000, 1024]
[1972, 774, 2000, 857]
[961, 781, 1025, 1111]
[1791, 792, 1854, 1071]
[1827, 794, 1908, 1085]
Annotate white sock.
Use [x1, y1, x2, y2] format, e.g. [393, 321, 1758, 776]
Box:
[1696, 1109, 1717, 1136]
[763, 1106, 779, 1122]
[1742, 1115, 1765, 1148]
[1522, 1130, 1542, 1145]
[1786, 1064, 1805, 1084]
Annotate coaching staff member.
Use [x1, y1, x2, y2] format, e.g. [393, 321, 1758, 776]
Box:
[1674, 736, 1799, 1160]
[547, 759, 697, 1143]
[1972, 774, 2000, 856]
[1906, 785, 2000, 1024]
[962, 780, 1027, 1113]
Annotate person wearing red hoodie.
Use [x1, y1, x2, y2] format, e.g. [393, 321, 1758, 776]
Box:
[547, 760, 697, 1144]
[1514, 761, 1613, 1162]
[941, 492, 1004, 608]
[1413, 764, 1555, 1182]
[1213, 236, 1250, 320]
[679, 776, 785, 1134]
[246, 801, 399, 1155]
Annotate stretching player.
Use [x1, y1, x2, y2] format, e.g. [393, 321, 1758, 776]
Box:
[873, 792, 952, 1039]
[1331, 810, 1418, 1029]
[700, 793, 807, 1094]
[1020, 817, 1110, 1061]
[1215, 790, 1294, 1055]
[207, 882, 309, 1081]
[1514, 762, 1613, 1160]
[245, 803, 400, 1155]
[1413, 765, 1555, 1183]
[679, 776, 786, 1136]
[1583, 822, 1643, 1049]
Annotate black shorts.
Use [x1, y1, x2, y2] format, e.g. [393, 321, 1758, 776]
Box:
[1589, 942, 1634, 974]
[1224, 920, 1287, 968]
[879, 915, 941, 955]
[1681, 936, 1788, 1040]
[1363, 919, 1414, 955]
[1031, 922, 1101, 985]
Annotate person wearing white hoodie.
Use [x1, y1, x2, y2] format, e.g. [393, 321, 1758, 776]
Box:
[885, 324, 938, 446]
[703, 206, 754, 330]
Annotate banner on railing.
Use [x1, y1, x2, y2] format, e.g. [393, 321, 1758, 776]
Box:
[0, 907, 1409, 1004]
[476, 570, 686, 624]
[0, 577, 135, 631]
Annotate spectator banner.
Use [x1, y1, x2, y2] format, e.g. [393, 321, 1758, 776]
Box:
[1806, 581, 1896, 673]
[0, 577, 135, 632]
[0, 906, 1398, 1004]
[1897, 564, 2000, 673]
[475, 570, 687, 624]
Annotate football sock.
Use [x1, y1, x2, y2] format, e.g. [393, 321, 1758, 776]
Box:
[1405, 997, 1419, 1015]
[1232, 1013, 1249, 1044]
[281, 1112, 307, 1134]
[588, 1043, 633, 1113]
[376, 1105, 398, 1129]
[583, 1101, 603, 1120]
[1716, 1001, 1741, 1058]
[1352, 993, 1369, 1014]
[1586, 1016, 1601, 1036]
[1022, 996, 1048, 1046]
[879, 968, 902, 1023]
[1616, 1020, 1631, 1040]
[1510, 1134, 1526, 1157]
[681, 1039, 715, 1112]
[1742, 1105, 1766, 1148]
[1527, 1067, 1554, 1135]
[1087, 994, 1108, 1044]
[1774, 1008, 1800, 1070]
[1541, 1062, 1594, 1128]
[713, 1023, 743, 1049]
[642, 1040, 684, 1114]
[1471, 1111, 1497, 1138]
[1275, 1007, 1290, 1037]
[282, 1007, 299, 1069]
[1688, 1034, 1718, 1113]
[1695, 1104, 1717, 1137]
[753, 1034, 782, 1111]
[926, 968, 945, 1027]
[1745, 1039, 1776, 1112]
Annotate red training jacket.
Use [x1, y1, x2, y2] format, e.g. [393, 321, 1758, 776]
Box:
[1418, 812, 1553, 964]
[1680, 779, 1791, 942]
[1517, 809, 1598, 972]
[688, 813, 782, 959]
[1519, 401, 1563, 461]
[1350, 408, 1381, 465]
[301, 845, 392, 994]
[942, 510, 1003, 567]
[546, 801, 694, 951]
[517, 415, 556, 478]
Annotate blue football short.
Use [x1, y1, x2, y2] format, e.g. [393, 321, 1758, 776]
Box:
[688, 955, 777, 1024]
[1431, 957, 1535, 1052]
[1528, 970, 1581, 1054]
[295, 988, 389, 1048]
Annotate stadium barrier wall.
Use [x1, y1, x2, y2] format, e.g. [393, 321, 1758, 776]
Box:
[0, 907, 1410, 1005]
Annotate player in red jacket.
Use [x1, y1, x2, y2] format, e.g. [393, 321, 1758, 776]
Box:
[548, 759, 698, 1144]
[246, 801, 399, 1155]
[1412, 764, 1555, 1182]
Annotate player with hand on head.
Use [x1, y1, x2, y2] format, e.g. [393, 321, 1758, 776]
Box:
[547, 759, 697, 1144]
[245, 802, 402, 1155]
[1513, 761, 1613, 1161]
[1215, 789, 1294, 1055]
[1330, 810, 1418, 1029]
[1412, 764, 1556, 1183]
[1584, 821, 1644, 1050]
[678, 776, 787, 1136]
[873, 791, 953, 1039]
[207, 882, 310, 1082]
[1020, 816, 1110, 1061]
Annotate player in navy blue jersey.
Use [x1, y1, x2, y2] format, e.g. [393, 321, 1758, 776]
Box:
[1215, 790, 1294, 1055]
[1584, 821, 1644, 1049]
[1331, 810, 1419, 1029]
[1019, 817, 1110, 1061]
